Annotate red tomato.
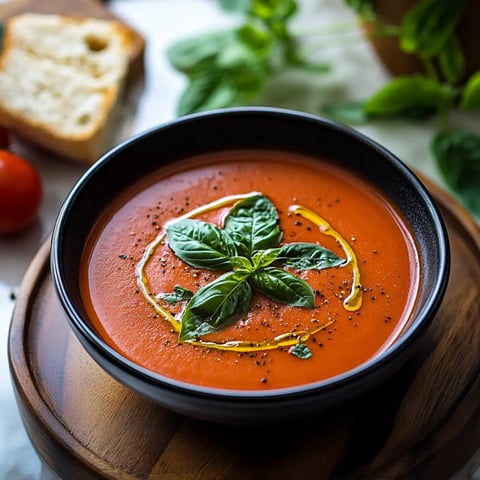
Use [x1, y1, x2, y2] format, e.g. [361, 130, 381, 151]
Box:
[0, 150, 42, 234]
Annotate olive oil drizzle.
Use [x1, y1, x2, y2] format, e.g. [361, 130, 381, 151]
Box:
[289, 205, 362, 311]
[137, 192, 361, 352]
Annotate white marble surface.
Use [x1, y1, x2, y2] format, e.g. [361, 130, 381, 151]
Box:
[0, 1, 479, 479]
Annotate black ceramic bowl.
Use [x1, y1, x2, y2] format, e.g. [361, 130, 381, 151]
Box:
[51, 107, 449, 424]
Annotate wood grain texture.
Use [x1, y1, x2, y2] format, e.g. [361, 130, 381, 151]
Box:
[0, 0, 145, 81]
[8, 181, 480, 480]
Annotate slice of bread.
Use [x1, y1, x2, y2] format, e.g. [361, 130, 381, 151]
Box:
[0, 13, 134, 163]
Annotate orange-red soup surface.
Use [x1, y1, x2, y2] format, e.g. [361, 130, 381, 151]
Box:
[80, 151, 420, 390]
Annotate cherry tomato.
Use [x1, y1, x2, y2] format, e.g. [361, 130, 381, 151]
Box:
[0, 150, 42, 234]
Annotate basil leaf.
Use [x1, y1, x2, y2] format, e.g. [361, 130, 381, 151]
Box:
[224, 195, 282, 257]
[251, 248, 280, 269]
[289, 343, 313, 359]
[275, 243, 344, 270]
[238, 24, 273, 57]
[364, 76, 451, 120]
[167, 31, 234, 75]
[175, 44, 268, 115]
[431, 131, 480, 217]
[438, 35, 465, 84]
[251, 0, 297, 22]
[322, 101, 368, 126]
[214, 33, 269, 92]
[166, 219, 237, 271]
[158, 285, 193, 304]
[231, 256, 253, 272]
[400, 0, 467, 58]
[251, 267, 314, 308]
[167, 0, 328, 116]
[460, 71, 480, 111]
[168, 27, 270, 115]
[177, 70, 238, 116]
[180, 271, 252, 340]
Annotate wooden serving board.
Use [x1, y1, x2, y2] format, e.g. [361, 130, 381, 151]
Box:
[8, 181, 480, 480]
[0, 0, 145, 81]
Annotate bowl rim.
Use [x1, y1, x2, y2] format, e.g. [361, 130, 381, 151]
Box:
[50, 106, 450, 401]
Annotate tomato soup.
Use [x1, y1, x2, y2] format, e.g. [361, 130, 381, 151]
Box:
[80, 150, 420, 390]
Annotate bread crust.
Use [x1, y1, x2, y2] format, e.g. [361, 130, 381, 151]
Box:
[0, 14, 134, 163]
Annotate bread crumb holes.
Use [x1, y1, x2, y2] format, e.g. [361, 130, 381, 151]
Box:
[77, 113, 91, 125]
[84, 34, 108, 52]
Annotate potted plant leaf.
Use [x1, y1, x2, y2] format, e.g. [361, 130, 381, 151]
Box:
[345, 0, 480, 219]
[167, 0, 480, 219]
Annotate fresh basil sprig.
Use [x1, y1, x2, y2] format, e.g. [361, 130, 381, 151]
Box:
[164, 194, 344, 341]
[167, 29, 270, 116]
[167, 0, 330, 116]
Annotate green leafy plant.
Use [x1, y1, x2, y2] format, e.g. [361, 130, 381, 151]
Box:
[343, 0, 472, 123]
[167, 0, 480, 219]
[167, 0, 328, 116]
[164, 194, 344, 341]
[339, 0, 480, 218]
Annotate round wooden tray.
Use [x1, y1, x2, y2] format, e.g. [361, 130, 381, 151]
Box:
[8, 181, 480, 480]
